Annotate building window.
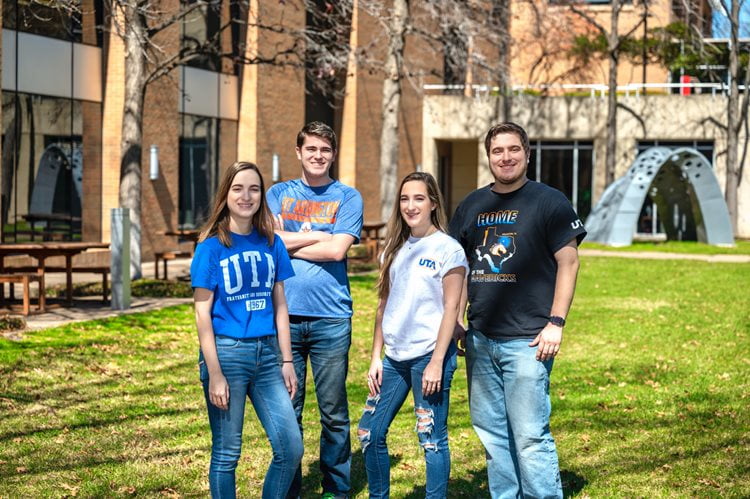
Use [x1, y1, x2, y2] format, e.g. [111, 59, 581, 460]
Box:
[3, 0, 82, 42]
[527, 140, 594, 220]
[3, 0, 104, 46]
[637, 140, 714, 165]
[1, 92, 84, 241]
[181, 0, 222, 72]
[179, 114, 219, 229]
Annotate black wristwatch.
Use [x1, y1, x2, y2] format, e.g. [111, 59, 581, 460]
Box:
[549, 315, 566, 327]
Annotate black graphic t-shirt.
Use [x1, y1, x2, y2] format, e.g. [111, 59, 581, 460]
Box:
[449, 181, 587, 339]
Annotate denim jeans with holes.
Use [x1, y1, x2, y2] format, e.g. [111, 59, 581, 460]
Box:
[357, 343, 457, 499]
[466, 329, 563, 499]
[200, 335, 303, 499]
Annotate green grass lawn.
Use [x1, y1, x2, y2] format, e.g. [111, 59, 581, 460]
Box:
[1, 257, 749, 497]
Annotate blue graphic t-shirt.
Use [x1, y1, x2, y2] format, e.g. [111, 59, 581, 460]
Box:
[191, 231, 294, 338]
[267, 178, 363, 318]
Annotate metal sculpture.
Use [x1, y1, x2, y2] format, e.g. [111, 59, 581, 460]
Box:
[585, 147, 734, 246]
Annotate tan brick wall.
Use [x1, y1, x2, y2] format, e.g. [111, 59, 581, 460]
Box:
[220, 118, 238, 174]
[254, 1, 305, 184]
[100, 11, 125, 244]
[140, 1, 181, 261]
[82, 101, 103, 241]
[346, 3, 441, 223]
[510, 0, 673, 88]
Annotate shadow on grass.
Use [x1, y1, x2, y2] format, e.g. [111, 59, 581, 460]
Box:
[299, 449, 395, 498]
[0, 405, 201, 442]
[0, 444, 207, 479]
[399, 468, 586, 498]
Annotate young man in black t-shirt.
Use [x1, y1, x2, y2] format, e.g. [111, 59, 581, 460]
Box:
[449, 122, 586, 499]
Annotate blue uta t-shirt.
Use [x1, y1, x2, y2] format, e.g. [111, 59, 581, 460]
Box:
[190, 231, 294, 339]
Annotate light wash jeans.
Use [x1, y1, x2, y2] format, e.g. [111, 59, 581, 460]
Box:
[287, 316, 352, 498]
[357, 344, 458, 499]
[200, 335, 303, 499]
[466, 329, 562, 499]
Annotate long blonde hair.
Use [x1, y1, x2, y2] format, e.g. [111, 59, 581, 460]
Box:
[377, 172, 448, 300]
[198, 162, 275, 247]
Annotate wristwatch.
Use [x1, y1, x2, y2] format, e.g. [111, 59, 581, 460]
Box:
[548, 315, 566, 327]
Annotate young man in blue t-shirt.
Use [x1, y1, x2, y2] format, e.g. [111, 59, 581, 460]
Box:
[267, 122, 363, 499]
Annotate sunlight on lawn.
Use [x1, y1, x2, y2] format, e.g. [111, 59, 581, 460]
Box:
[1, 257, 748, 497]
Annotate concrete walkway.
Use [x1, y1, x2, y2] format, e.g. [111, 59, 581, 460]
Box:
[579, 248, 750, 263]
[4, 258, 194, 333]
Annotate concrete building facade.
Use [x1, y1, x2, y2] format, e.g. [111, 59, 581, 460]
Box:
[1, 0, 747, 259]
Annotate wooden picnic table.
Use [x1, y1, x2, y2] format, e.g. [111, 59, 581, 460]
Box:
[360, 222, 386, 262]
[362, 222, 386, 242]
[0, 241, 110, 305]
[23, 212, 82, 241]
[164, 229, 200, 243]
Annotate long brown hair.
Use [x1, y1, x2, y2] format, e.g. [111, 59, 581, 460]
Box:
[198, 161, 275, 247]
[377, 172, 448, 300]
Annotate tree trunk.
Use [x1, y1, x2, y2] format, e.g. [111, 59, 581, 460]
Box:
[118, 5, 146, 279]
[605, 1, 620, 188]
[491, 0, 512, 120]
[379, 0, 408, 223]
[724, 0, 740, 236]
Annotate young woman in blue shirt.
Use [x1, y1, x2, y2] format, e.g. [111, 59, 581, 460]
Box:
[191, 161, 303, 498]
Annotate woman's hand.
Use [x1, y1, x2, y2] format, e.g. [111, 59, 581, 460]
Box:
[367, 358, 383, 396]
[208, 372, 230, 410]
[422, 358, 443, 396]
[281, 363, 298, 400]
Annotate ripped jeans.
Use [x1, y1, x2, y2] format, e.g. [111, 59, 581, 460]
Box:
[357, 344, 457, 498]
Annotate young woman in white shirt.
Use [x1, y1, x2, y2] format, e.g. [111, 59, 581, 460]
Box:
[357, 172, 468, 498]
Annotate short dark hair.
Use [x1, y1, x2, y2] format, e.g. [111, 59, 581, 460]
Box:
[297, 121, 337, 151]
[484, 122, 530, 157]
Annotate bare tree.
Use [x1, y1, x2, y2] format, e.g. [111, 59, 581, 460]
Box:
[44, 0, 352, 277]
[567, 0, 648, 187]
[376, 0, 409, 223]
[713, 0, 750, 234]
[356, 0, 513, 221]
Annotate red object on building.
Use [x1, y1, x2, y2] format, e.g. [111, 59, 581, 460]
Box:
[680, 75, 692, 96]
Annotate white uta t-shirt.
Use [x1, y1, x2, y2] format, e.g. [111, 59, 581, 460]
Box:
[382, 230, 468, 361]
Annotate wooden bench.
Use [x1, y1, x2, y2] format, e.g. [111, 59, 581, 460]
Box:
[4, 266, 109, 303]
[154, 250, 191, 280]
[0, 273, 46, 315]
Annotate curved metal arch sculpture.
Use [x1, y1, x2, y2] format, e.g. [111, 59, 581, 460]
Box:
[585, 147, 734, 246]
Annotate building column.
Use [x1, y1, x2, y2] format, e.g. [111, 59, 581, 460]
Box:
[237, 0, 259, 163]
[337, 0, 359, 188]
[100, 9, 126, 244]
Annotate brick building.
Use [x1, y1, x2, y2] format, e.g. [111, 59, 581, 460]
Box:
[1, 0, 747, 260]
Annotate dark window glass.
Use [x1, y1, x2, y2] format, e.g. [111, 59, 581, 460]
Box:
[179, 114, 219, 229]
[3, 0, 83, 42]
[2, 92, 84, 242]
[527, 141, 594, 220]
[182, 0, 222, 72]
[637, 140, 714, 166]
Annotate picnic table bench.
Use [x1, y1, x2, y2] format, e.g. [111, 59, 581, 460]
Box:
[0, 242, 110, 313]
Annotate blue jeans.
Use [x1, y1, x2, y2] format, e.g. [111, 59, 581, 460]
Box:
[287, 316, 352, 498]
[200, 335, 303, 499]
[466, 329, 562, 499]
[357, 344, 458, 499]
